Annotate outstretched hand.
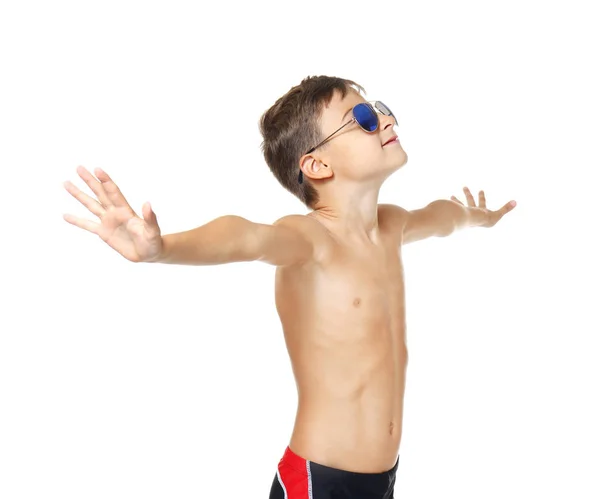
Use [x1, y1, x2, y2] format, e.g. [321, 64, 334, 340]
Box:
[63, 166, 163, 262]
[451, 186, 517, 228]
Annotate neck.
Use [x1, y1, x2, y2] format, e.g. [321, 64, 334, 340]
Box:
[310, 182, 382, 245]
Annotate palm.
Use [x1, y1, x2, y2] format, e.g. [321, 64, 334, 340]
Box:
[451, 186, 516, 228]
[63, 166, 162, 263]
[99, 206, 160, 262]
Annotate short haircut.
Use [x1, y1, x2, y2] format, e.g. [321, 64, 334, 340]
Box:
[259, 75, 366, 208]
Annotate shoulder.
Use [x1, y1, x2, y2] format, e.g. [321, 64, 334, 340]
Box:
[273, 213, 335, 264]
[377, 203, 408, 222]
[377, 204, 408, 242]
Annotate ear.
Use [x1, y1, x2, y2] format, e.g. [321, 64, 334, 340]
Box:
[299, 154, 334, 182]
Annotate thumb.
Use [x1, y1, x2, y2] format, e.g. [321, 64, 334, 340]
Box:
[142, 202, 159, 228]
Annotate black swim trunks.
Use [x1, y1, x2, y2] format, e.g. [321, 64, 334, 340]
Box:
[269, 445, 399, 499]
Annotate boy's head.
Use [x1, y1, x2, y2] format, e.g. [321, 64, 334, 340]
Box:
[259, 75, 407, 209]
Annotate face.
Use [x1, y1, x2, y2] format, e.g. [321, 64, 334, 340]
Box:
[300, 89, 407, 185]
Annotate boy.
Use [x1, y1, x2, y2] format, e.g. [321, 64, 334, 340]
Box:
[63, 75, 516, 498]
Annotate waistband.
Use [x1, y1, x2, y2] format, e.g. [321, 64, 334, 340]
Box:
[281, 445, 399, 477]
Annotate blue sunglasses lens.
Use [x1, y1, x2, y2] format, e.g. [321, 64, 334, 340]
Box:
[354, 103, 379, 132]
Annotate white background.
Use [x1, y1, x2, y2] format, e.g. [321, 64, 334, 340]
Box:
[1, 0, 598, 497]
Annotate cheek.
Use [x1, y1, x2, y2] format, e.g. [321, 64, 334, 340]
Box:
[353, 135, 380, 156]
[336, 136, 381, 168]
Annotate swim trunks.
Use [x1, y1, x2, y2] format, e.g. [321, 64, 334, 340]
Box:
[269, 445, 399, 498]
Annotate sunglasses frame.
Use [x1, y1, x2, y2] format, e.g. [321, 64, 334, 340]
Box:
[299, 100, 397, 184]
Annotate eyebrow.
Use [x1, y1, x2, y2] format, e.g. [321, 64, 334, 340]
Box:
[340, 106, 354, 123]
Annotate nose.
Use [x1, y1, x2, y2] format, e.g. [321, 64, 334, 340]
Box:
[380, 113, 395, 130]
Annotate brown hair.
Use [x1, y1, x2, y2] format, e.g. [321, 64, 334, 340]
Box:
[258, 75, 366, 209]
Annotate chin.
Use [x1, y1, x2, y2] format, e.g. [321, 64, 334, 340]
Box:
[400, 151, 408, 167]
[393, 151, 408, 170]
[390, 151, 408, 172]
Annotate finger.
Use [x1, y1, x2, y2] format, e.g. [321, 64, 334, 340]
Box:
[63, 213, 101, 234]
[478, 190, 486, 208]
[496, 200, 517, 219]
[76, 165, 113, 207]
[64, 180, 105, 218]
[463, 186, 476, 207]
[142, 202, 159, 228]
[94, 167, 135, 211]
[450, 195, 464, 205]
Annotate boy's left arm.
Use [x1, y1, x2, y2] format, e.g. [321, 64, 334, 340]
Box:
[381, 186, 517, 245]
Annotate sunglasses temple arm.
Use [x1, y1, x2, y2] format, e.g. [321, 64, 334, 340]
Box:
[307, 119, 354, 154]
[300, 119, 355, 183]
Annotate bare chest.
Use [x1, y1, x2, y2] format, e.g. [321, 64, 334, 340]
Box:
[275, 242, 407, 345]
[319, 248, 405, 332]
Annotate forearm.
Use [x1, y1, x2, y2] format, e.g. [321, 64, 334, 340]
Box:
[432, 199, 488, 234]
[154, 215, 259, 265]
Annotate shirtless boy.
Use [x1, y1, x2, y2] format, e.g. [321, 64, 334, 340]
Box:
[63, 75, 517, 499]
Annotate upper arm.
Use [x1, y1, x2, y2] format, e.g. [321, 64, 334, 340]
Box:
[253, 215, 322, 267]
[379, 201, 451, 246]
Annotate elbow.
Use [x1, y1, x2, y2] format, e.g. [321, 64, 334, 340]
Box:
[427, 200, 458, 237]
[218, 215, 263, 263]
[437, 224, 455, 238]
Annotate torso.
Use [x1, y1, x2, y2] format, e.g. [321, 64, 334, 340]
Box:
[274, 205, 409, 473]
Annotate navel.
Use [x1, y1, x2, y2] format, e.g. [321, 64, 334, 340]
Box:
[353, 297, 361, 307]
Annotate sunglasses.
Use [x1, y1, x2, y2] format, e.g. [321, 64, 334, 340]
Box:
[299, 100, 397, 184]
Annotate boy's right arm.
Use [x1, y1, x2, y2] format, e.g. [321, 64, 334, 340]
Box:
[63, 165, 316, 267]
[155, 214, 315, 267]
